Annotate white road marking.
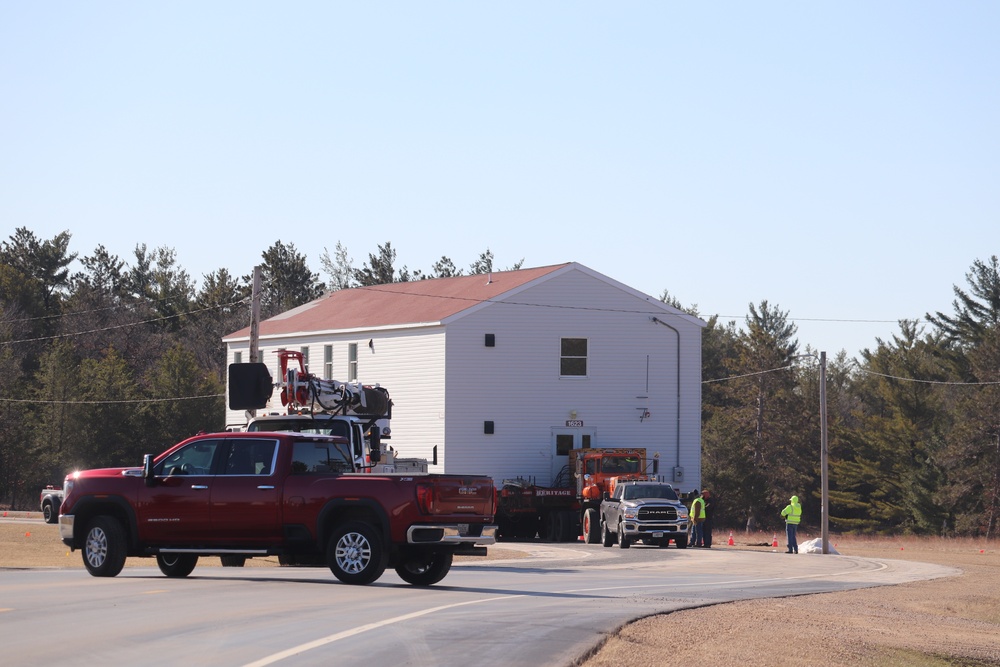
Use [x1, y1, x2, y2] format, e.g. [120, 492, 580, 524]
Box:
[243, 559, 891, 666]
[243, 594, 526, 667]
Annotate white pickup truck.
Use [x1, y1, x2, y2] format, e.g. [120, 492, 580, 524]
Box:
[39, 485, 64, 524]
[599, 480, 690, 549]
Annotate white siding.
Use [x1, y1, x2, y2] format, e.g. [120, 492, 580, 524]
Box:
[223, 265, 703, 489]
[442, 268, 703, 491]
[225, 330, 447, 467]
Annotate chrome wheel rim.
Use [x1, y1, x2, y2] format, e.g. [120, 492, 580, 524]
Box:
[85, 527, 108, 568]
[335, 532, 371, 574]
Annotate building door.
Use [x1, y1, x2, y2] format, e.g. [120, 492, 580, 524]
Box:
[550, 428, 595, 487]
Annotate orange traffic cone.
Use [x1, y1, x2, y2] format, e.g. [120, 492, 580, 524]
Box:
[727, 531, 734, 546]
[771, 533, 778, 548]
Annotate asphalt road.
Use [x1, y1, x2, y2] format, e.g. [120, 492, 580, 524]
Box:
[0, 541, 956, 667]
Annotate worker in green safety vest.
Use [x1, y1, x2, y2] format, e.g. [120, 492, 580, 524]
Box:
[780, 495, 802, 554]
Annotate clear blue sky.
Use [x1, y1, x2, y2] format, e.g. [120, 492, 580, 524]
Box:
[3, 2, 998, 359]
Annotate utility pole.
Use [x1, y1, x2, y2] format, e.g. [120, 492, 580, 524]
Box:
[247, 265, 262, 419]
[820, 351, 829, 554]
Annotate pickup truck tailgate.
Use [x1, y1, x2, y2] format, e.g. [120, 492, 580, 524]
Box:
[421, 476, 495, 516]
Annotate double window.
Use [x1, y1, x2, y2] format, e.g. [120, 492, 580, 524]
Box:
[560, 338, 588, 377]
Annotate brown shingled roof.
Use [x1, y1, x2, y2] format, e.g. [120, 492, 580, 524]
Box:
[224, 263, 571, 340]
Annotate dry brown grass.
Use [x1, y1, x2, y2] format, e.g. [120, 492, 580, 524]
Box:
[583, 531, 1000, 667]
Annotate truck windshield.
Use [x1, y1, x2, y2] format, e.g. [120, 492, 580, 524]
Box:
[602, 456, 641, 474]
[622, 485, 678, 501]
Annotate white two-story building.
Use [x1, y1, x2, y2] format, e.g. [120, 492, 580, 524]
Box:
[223, 262, 705, 489]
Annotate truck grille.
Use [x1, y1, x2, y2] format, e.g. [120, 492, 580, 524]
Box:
[637, 506, 678, 521]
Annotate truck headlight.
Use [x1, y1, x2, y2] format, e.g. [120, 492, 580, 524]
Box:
[623, 508, 638, 519]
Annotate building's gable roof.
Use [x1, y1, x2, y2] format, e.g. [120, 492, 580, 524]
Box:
[224, 263, 572, 340]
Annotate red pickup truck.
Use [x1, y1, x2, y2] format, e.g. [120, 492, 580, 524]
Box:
[59, 432, 497, 586]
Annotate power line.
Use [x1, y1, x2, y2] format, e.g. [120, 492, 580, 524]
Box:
[1, 394, 224, 405]
[0, 298, 248, 346]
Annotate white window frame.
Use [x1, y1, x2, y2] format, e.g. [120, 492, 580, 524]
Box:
[348, 343, 358, 381]
[323, 345, 333, 380]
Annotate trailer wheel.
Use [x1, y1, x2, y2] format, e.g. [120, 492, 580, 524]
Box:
[327, 521, 388, 585]
[582, 509, 600, 544]
[601, 518, 614, 548]
[394, 552, 453, 586]
[157, 554, 199, 577]
[83, 516, 128, 577]
[617, 521, 631, 549]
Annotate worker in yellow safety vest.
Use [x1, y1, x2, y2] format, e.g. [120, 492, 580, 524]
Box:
[690, 489, 706, 547]
[780, 495, 802, 554]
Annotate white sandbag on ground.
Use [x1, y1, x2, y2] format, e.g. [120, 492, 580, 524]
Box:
[798, 537, 840, 554]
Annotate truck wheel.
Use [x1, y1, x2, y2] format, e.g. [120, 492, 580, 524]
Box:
[220, 555, 247, 567]
[157, 554, 199, 577]
[394, 552, 453, 586]
[43, 501, 58, 524]
[83, 516, 128, 577]
[582, 509, 600, 544]
[617, 522, 631, 549]
[674, 534, 689, 549]
[327, 521, 388, 585]
[601, 518, 614, 548]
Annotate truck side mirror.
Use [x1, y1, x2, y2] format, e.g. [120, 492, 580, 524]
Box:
[143, 454, 156, 487]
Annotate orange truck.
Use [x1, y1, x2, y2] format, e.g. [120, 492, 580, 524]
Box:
[496, 447, 659, 543]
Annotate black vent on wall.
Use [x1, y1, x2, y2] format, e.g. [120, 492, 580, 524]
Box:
[484, 421, 495, 434]
[485, 333, 495, 347]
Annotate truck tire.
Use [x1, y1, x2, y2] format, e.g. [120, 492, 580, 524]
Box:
[42, 501, 59, 524]
[582, 509, 600, 544]
[601, 518, 614, 548]
[83, 516, 128, 577]
[157, 554, 199, 577]
[220, 555, 247, 567]
[394, 552, 453, 586]
[327, 521, 388, 585]
[674, 534, 689, 549]
[617, 521, 631, 549]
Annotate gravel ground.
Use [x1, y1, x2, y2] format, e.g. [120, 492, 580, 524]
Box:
[3, 517, 997, 666]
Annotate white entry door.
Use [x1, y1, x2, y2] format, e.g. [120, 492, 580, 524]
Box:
[550, 428, 595, 487]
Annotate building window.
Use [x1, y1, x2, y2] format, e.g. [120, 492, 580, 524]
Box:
[300, 346, 309, 370]
[323, 345, 333, 380]
[234, 351, 242, 365]
[560, 338, 588, 377]
[348, 343, 358, 381]
[556, 434, 574, 456]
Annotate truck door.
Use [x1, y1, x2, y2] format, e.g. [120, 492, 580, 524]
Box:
[138, 438, 222, 543]
[209, 437, 282, 544]
[550, 428, 595, 486]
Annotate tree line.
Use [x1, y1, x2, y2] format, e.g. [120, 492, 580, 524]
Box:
[1, 228, 997, 538]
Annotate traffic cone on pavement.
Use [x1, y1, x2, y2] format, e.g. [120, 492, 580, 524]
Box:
[727, 531, 734, 546]
[771, 533, 778, 548]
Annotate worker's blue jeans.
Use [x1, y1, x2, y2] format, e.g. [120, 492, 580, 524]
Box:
[692, 522, 703, 547]
[786, 523, 798, 553]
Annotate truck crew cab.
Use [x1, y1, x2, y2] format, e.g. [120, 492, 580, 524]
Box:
[59, 431, 496, 586]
